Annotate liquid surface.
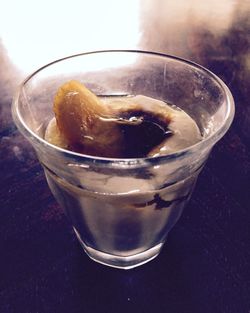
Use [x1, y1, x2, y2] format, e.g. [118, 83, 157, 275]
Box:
[45, 94, 202, 158]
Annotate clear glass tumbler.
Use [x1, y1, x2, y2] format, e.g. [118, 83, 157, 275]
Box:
[12, 51, 234, 269]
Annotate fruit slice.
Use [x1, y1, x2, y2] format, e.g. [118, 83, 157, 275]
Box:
[53, 80, 122, 157]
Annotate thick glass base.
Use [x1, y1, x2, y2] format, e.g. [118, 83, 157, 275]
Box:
[74, 228, 163, 270]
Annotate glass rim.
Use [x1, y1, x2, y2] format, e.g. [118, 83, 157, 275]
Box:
[12, 49, 235, 167]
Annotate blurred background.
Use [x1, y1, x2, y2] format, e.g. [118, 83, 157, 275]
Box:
[0, 0, 249, 94]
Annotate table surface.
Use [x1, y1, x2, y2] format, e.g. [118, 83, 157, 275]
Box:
[1, 1, 250, 312]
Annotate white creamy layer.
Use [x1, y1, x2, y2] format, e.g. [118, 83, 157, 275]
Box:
[45, 95, 202, 157]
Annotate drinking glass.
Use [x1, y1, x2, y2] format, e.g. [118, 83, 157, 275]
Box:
[12, 51, 234, 269]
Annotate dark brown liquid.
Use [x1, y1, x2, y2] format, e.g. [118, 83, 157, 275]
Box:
[116, 109, 172, 158]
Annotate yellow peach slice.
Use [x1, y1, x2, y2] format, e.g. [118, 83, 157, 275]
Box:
[53, 80, 122, 157]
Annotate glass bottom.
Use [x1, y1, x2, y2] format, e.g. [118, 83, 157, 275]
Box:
[74, 228, 163, 270]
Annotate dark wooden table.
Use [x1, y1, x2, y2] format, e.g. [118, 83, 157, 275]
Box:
[1, 1, 250, 312]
